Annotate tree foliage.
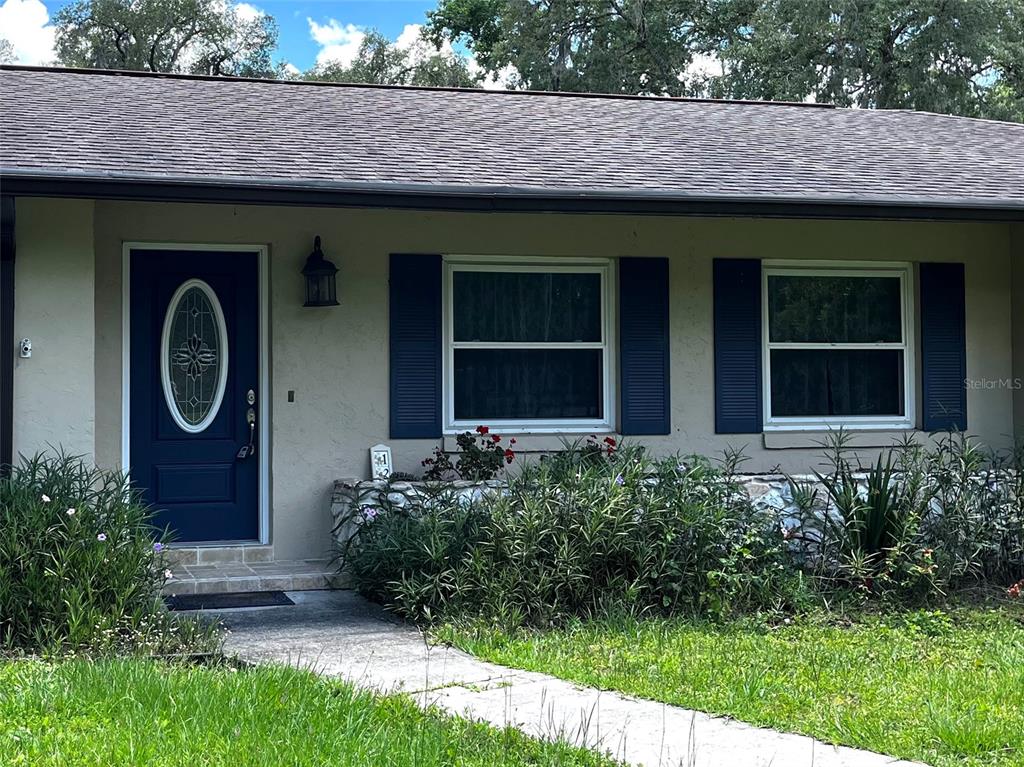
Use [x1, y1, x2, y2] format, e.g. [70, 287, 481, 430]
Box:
[427, 0, 707, 94]
[303, 29, 478, 87]
[427, 0, 1024, 120]
[0, 39, 14, 65]
[54, 0, 279, 77]
[707, 0, 1024, 120]
[44, 0, 1024, 120]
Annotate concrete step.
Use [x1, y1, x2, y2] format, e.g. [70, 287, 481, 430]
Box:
[163, 558, 343, 596]
[165, 545, 275, 567]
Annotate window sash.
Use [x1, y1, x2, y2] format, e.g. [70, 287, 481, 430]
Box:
[762, 263, 914, 430]
[443, 258, 615, 433]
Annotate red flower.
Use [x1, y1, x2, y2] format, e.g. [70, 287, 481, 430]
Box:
[504, 448, 515, 464]
[603, 437, 617, 447]
[476, 425, 489, 435]
[492, 434, 501, 443]
[509, 438, 517, 445]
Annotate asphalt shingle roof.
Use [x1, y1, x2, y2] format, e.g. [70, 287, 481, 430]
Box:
[2, 66, 1023, 211]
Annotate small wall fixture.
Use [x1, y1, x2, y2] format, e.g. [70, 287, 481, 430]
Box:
[302, 235, 339, 307]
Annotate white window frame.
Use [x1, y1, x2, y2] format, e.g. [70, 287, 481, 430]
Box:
[442, 255, 615, 434]
[762, 260, 915, 432]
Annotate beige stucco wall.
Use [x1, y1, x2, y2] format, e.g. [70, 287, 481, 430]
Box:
[12, 198, 1016, 560]
[12, 198, 96, 462]
[1013, 223, 1024, 440]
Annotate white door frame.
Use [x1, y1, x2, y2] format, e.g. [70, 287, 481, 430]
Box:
[121, 242, 270, 545]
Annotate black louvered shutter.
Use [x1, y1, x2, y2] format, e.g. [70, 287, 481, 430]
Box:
[714, 259, 763, 434]
[619, 257, 670, 435]
[389, 254, 442, 438]
[920, 263, 967, 431]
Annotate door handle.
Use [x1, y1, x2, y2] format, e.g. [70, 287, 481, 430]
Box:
[237, 390, 257, 459]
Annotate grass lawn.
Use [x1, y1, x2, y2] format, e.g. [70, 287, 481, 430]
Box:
[439, 605, 1024, 767]
[0, 658, 614, 767]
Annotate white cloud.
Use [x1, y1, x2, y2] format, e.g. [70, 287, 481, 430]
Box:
[394, 22, 424, 53]
[0, 0, 55, 65]
[394, 23, 457, 65]
[233, 2, 263, 23]
[306, 17, 517, 89]
[308, 18, 365, 67]
[466, 56, 518, 91]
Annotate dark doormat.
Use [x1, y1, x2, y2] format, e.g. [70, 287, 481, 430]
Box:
[165, 591, 294, 611]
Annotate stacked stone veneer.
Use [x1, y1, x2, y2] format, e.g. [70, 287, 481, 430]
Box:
[331, 475, 803, 545]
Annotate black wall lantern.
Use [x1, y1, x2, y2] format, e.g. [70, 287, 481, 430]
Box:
[302, 235, 339, 307]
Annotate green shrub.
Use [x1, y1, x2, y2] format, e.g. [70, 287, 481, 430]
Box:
[923, 433, 1023, 585]
[787, 432, 936, 599]
[0, 452, 215, 654]
[341, 443, 801, 626]
[788, 431, 1024, 601]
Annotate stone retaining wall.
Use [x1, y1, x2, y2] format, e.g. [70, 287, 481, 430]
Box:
[331, 475, 800, 545]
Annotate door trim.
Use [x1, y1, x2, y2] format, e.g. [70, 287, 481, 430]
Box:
[121, 242, 270, 545]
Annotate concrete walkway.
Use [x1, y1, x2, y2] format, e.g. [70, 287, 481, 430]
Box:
[214, 590, 923, 767]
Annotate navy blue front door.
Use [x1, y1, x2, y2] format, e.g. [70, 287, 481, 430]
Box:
[130, 250, 259, 542]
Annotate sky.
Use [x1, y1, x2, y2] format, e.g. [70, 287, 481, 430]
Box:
[0, 0, 444, 72]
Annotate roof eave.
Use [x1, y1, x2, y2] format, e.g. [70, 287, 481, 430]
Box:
[3, 168, 1023, 223]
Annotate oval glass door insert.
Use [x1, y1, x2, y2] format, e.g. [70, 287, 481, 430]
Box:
[160, 279, 229, 433]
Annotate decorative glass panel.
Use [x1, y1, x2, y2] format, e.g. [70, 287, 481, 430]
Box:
[453, 271, 602, 342]
[768, 275, 902, 343]
[770, 349, 905, 417]
[454, 349, 603, 420]
[161, 280, 228, 432]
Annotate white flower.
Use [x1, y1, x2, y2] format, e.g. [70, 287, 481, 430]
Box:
[41, 494, 51, 503]
[164, 569, 174, 580]
[66, 508, 75, 516]
[96, 533, 107, 542]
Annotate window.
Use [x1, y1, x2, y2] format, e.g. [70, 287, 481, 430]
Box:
[444, 258, 614, 432]
[161, 279, 228, 433]
[763, 263, 914, 430]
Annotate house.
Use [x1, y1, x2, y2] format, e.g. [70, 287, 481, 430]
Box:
[1, 65, 1022, 573]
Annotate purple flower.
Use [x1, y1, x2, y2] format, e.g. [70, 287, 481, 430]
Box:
[361, 505, 379, 521]
[96, 533, 107, 542]
[615, 474, 625, 486]
[153, 542, 164, 553]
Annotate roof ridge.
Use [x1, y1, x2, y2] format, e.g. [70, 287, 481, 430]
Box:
[0, 63, 835, 109]
[883, 106, 1024, 128]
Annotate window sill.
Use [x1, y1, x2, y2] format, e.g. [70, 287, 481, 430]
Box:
[762, 429, 923, 450]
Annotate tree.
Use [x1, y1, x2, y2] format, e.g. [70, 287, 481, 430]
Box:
[427, 0, 1024, 120]
[705, 0, 1024, 120]
[0, 39, 14, 65]
[304, 28, 478, 87]
[54, 0, 280, 77]
[426, 0, 709, 95]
